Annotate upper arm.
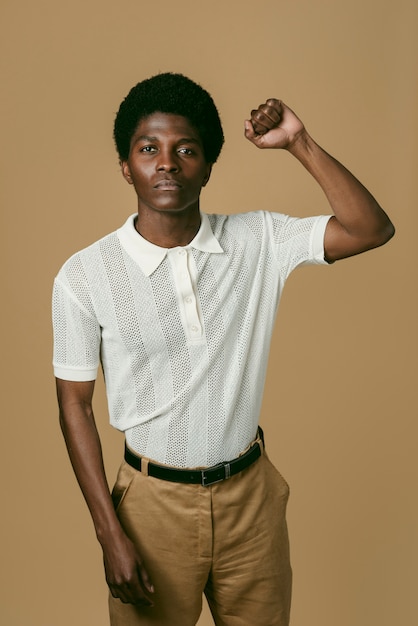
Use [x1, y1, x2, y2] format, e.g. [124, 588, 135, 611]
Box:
[323, 216, 358, 263]
[323, 216, 393, 263]
[55, 378, 96, 417]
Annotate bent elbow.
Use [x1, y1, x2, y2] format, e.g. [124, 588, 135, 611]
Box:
[365, 214, 396, 251]
[376, 220, 396, 248]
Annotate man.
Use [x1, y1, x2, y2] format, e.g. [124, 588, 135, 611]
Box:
[52, 72, 394, 625]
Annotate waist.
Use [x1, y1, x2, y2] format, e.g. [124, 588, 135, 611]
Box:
[124, 427, 265, 487]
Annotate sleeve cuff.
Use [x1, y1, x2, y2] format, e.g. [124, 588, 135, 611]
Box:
[310, 215, 333, 264]
[53, 365, 98, 381]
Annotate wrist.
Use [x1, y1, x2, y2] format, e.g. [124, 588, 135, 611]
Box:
[286, 128, 313, 155]
[95, 515, 125, 548]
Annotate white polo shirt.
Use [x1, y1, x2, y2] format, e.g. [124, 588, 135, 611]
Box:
[53, 211, 331, 467]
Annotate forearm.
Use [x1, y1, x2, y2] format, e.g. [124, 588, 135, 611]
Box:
[57, 386, 154, 604]
[288, 131, 395, 259]
[245, 99, 395, 261]
[58, 396, 122, 547]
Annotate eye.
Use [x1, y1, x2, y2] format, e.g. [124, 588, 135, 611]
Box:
[140, 145, 157, 153]
[178, 147, 194, 155]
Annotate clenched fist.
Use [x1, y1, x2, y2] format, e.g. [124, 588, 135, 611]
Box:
[245, 99, 305, 150]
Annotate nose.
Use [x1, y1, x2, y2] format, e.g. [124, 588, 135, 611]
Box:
[157, 148, 179, 172]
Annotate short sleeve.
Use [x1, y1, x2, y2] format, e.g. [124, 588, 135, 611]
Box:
[52, 277, 101, 381]
[267, 212, 332, 281]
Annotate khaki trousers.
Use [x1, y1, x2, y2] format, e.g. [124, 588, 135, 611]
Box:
[109, 449, 292, 626]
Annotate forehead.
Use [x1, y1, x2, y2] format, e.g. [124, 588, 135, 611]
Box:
[132, 112, 202, 143]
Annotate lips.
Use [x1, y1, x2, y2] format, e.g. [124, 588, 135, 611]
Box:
[154, 179, 182, 190]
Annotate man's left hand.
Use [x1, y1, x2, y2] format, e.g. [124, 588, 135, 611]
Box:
[245, 99, 305, 150]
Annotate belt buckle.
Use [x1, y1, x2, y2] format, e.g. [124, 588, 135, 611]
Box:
[201, 461, 231, 487]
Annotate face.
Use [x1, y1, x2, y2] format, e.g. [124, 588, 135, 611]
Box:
[121, 112, 212, 218]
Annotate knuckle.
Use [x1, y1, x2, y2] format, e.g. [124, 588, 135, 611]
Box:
[252, 111, 266, 125]
[120, 597, 131, 604]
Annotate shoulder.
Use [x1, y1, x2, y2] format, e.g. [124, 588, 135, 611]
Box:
[206, 210, 288, 234]
[55, 227, 122, 279]
[206, 211, 293, 249]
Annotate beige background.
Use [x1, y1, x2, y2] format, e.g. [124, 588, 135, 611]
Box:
[1, 1, 416, 624]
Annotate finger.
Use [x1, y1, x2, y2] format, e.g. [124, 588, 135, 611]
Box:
[110, 582, 154, 607]
[251, 107, 280, 135]
[252, 108, 280, 130]
[250, 111, 270, 135]
[138, 562, 154, 595]
[264, 98, 282, 124]
[254, 100, 282, 125]
[250, 102, 281, 135]
[244, 120, 268, 149]
[108, 565, 154, 606]
[244, 119, 259, 141]
[265, 98, 282, 113]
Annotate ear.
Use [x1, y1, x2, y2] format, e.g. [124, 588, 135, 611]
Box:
[121, 160, 133, 184]
[202, 164, 213, 187]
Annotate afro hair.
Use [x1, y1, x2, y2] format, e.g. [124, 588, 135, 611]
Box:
[114, 72, 224, 164]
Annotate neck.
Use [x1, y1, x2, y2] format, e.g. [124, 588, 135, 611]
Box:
[135, 209, 201, 248]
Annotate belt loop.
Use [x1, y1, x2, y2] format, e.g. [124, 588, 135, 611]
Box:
[141, 457, 150, 477]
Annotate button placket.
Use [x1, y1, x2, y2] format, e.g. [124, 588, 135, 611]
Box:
[169, 248, 203, 340]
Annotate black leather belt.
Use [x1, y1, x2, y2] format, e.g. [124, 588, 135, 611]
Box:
[124, 427, 264, 487]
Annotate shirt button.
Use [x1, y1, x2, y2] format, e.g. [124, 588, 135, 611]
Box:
[191, 325, 199, 333]
[178, 249, 186, 256]
[185, 296, 192, 304]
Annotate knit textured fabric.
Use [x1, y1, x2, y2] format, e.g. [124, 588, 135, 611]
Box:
[53, 211, 330, 467]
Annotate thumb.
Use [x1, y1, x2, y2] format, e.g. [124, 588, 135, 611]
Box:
[244, 119, 263, 146]
[138, 559, 154, 594]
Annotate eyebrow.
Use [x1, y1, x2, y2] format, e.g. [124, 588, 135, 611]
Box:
[133, 135, 202, 145]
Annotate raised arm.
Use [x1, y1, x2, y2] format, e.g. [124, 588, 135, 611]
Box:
[245, 99, 395, 262]
[56, 378, 154, 606]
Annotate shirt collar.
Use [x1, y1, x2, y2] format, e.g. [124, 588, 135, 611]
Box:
[117, 213, 224, 277]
